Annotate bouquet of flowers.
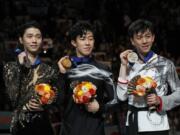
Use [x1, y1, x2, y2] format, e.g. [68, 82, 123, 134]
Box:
[127, 75, 157, 96]
[35, 83, 56, 104]
[128, 75, 157, 111]
[73, 81, 97, 104]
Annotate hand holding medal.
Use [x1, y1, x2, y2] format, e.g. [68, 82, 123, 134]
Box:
[120, 50, 138, 66]
[58, 56, 72, 73]
[127, 52, 138, 63]
[61, 57, 72, 69]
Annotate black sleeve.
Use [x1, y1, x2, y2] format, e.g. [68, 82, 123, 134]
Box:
[97, 65, 117, 115]
[0, 62, 12, 110]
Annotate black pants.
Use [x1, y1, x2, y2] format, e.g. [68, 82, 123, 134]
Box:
[138, 130, 169, 135]
[12, 112, 54, 135]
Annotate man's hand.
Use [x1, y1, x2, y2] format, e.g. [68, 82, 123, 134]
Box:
[147, 94, 160, 106]
[18, 51, 26, 65]
[57, 56, 70, 74]
[120, 49, 133, 66]
[85, 99, 100, 113]
[24, 99, 43, 111]
[18, 51, 31, 68]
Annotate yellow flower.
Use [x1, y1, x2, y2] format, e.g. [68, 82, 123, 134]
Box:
[35, 83, 55, 104]
[44, 84, 51, 92]
[73, 81, 97, 104]
[77, 90, 83, 97]
[128, 76, 157, 97]
[84, 82, 92, 89]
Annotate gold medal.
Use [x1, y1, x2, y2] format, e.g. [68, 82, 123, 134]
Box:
[61, 57, 72, 69]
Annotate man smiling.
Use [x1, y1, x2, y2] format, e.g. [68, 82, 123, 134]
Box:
[4, 21, 58, 135]
[57, 21, 115, 135]
[117, 19, 180, 135]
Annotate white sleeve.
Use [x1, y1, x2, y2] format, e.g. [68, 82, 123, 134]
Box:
[116, 78, 128, 101]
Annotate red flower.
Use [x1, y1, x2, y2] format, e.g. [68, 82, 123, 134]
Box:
[82, 96, 90, 103]
[73, 81, 97, 104]
[89, 89, 96, 95]
[35, 83, 55, 104]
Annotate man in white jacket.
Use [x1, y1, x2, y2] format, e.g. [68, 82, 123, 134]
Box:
[117, 19, 180, 135]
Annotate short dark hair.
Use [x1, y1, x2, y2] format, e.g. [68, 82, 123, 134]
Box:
[17, 20, 42, 38]
[128, 19, 155, 38]
[68, 21, 95, 41]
